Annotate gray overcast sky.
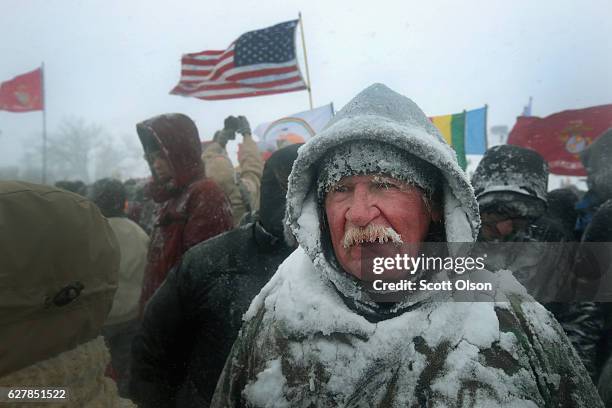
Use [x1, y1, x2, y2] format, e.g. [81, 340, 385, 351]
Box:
[1, 0, 611, 179]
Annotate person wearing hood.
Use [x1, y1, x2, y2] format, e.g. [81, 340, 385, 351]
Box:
[137, 113, 234, 312]
[0, 181, 134, 407]
[129, 144, 300, 407]
[202, 115, 264, 226]
[211, 84, 601, 407]
[471, 145, 574, 299]
[89, 177, 150, 396]
[576, 128, 612, 238]
[471, 145, 604, 379]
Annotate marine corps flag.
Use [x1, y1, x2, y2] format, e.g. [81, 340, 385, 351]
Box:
[0, 68, 43, 112]
[508, 104, 612, 176]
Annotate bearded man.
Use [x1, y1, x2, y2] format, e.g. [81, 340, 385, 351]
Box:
[210, 84, 601, 407]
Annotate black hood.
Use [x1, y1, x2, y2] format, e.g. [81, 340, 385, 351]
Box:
[259, 144, 301, 239]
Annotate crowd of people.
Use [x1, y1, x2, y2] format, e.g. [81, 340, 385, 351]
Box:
[1, 83, 612, 407]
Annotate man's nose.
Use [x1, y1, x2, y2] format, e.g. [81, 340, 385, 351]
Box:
[495, 219, 514, 236]
[346, 185, 380, 226]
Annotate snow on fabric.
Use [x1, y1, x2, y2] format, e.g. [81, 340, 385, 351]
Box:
[243, 359, 289, 408]
[234, 247, 593, 406]
[214, 84, 602, 408]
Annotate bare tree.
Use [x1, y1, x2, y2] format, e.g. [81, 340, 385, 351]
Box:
[19, 117, 148, 184]
[45, 117, 105, 182]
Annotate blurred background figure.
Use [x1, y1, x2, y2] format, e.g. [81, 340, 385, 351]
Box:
[471, 145, 603, 379]
[89, 177, 149, 397]
[124, 177, 159, 235]
[576, 128, 612, 238]
[472, 145, 571, 296]
[130, 144, 300, 407]
[0, 181, 133, 407]
[136, 113, 233, 313]
[202, 115, 263, 225]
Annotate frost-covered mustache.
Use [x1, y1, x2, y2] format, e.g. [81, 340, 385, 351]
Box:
[342, 224, 403, 248]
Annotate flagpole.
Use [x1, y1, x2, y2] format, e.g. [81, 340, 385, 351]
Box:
[298, 12, 314, 110]
[484, 104, 489, 149]
[41, 62, 47, 184]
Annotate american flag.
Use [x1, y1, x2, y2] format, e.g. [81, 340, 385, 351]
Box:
[170, 20, 308, 101]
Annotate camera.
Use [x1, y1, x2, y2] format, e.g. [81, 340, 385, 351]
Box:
[224, 116, 240, 133]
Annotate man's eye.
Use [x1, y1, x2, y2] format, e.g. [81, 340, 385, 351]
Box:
[374, 180, 398, 190]
[331, 184, 348, 193]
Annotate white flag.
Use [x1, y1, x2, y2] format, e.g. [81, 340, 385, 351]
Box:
[254, 103, 334, 151]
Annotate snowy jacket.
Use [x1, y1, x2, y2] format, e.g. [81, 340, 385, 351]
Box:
[136, 114, 234, 311]
[130, 147, 299, 407]
[211, 84, 602, 407]
[106, 217, 150, 326]
[202, 133, 264, 225]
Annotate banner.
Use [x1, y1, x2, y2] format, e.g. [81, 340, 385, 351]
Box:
[254, 103, 334, 152]
[508, 104, 612, 176]
[0, 68, 43, 112]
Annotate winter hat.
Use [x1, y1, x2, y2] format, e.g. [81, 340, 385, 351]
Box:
[472, 145, 548, 218]
[317, 140, 441, 202]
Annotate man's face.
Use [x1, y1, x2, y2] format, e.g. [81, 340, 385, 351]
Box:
[324, 174, 439, 279]
[149, 151, 172, 182]
[480, 212, 529, 242]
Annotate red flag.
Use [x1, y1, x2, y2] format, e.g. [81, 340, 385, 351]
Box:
[508, 104, 612, 176]
[0, 68, 43, 112]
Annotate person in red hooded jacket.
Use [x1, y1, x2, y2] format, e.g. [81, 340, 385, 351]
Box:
[137, 113, 233, 313]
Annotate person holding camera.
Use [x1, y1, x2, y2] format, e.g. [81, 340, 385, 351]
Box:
[202, 115, 264, 225]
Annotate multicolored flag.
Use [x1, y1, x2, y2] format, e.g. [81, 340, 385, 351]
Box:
[0, 68, 43, 112]
[430, 106, 488, 170]
[430, 112, 466, 169]
[170, 20, 307, 101]
[254, 103, 334, 152]
[508, 104, 612, 176]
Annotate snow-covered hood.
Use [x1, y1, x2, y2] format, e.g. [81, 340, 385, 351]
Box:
[472, 144, 548, 203]
[285, 84, 480, 308]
